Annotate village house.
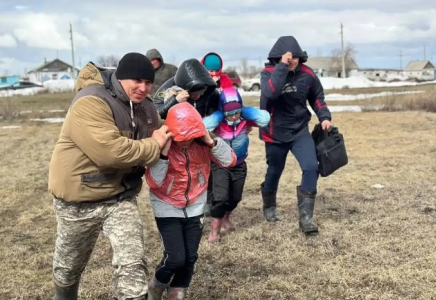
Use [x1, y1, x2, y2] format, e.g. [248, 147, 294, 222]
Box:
[403, 60, 435, 81]
[304, 56, 359, 78]
[27, 58, 80, 83]
[0, 75, 20, 86]
[353, 68, 405, 81]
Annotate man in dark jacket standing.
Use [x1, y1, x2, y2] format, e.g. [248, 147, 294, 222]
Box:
[146, 48, 178, 95]
[259, 36, 333, 234]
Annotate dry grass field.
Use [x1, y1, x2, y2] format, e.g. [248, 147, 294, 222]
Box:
[1, 86, 436, 299]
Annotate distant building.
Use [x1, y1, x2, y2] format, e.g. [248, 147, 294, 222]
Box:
[403, 60, 435, 81]
[27, 58, 80, 83]
[353, 68, 405, 82]
[304, 56, 359, 78]
[0, 75, 20, 86]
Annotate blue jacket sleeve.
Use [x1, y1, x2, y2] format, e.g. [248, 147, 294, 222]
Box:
[241, 106, 270, 128]
[307, 75, 331, 122]
[203, 110, 224, 131]
[260, 63, 289, 110]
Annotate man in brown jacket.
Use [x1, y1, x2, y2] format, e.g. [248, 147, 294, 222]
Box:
[48, 52, 172, 300]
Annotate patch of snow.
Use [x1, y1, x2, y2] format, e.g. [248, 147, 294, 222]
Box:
[43, 80, 75, 93]
[31, 117, 65, 123]
[48, 109, 66, 113]
[307, 105, 362, 113]
[320, 76, 436, 90]
[325, 90, 424, 101]
[371, 184, 385, 189]
[0, 87, 47, 97]
[1, 125, 21, 129]
[240, 91, 261, 96]
[239, 76, 436, 97]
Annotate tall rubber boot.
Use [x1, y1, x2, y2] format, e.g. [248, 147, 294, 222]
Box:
[297, 186, 319, 234]
[147, 276, 168, 300]
[54, 281, 79, 300]
[261, 183, 279, 222]
[167, 287, 187, 300]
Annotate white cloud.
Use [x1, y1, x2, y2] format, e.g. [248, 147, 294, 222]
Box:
[0, 57, 30, 75]
[0, 0, 435, 74]
[0, 34, 17, 47]
[15, 5, 30, 10]
[0, 13, 90, 50]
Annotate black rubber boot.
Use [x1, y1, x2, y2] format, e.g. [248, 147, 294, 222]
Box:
[261, 183, 279, 222]
[54, 281, 79, 300]
[297, 186, 319, 234]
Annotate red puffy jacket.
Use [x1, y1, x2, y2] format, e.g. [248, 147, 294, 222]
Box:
[146, 102, 236, 208]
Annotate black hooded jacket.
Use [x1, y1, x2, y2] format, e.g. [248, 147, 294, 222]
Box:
[153, 59, 220, 119]
[259, 36, 331, 144]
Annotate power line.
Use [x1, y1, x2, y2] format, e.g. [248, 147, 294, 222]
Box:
[69, 23, 76, 81]
[340, 23, 346, 78]
[399, 51, 403, 70]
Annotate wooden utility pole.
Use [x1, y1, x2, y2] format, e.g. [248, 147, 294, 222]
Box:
[340, 23, 346, 78]
[399, 51, 403, 70]
[69, 23, 76, 81]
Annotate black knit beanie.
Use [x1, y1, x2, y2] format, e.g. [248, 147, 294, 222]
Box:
[115, 52, 155, 82]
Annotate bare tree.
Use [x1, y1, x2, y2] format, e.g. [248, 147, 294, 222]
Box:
[96, 55, 120, 68]
[330, 43, 357, 77]
[248, 66, 261, 78]
[239, 58, 250, 78]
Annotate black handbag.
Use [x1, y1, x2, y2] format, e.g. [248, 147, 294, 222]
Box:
[311, 124, 348, 177]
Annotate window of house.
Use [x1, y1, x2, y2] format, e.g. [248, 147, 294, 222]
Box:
[52, 74, 58, 80]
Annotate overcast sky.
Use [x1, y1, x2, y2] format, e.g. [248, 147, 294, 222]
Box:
[0, 0, 435, 75]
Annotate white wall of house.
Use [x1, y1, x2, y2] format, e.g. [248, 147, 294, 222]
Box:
[28, 70, 77, 83]
[355, 69, 406, 81]
[314, 68, 358, 78]
[405, 70, 435, 81]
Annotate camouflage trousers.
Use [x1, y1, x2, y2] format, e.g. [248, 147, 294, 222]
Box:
[52, 197, 148, 300]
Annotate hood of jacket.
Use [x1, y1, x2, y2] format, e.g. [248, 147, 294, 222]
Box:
[201, 52, 224, 72]
[75, 62, 114, 93]
[165, 102, 207, 142]
[268, 36, 308, 64]
[146, 48, 164, 64]
[218, 87, 243, 109]
[75, 62, 133, 105]
[174, 59, 217, 93]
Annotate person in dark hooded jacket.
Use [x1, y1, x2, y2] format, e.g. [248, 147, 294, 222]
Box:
[259, 36, 333, 234]
[146, 48, 178, 96]
[153, 58, 221, 120]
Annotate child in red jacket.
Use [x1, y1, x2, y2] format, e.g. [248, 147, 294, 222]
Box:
[145, 102, 236, 299]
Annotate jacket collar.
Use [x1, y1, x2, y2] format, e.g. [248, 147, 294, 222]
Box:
[110, 73, 131, 104]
